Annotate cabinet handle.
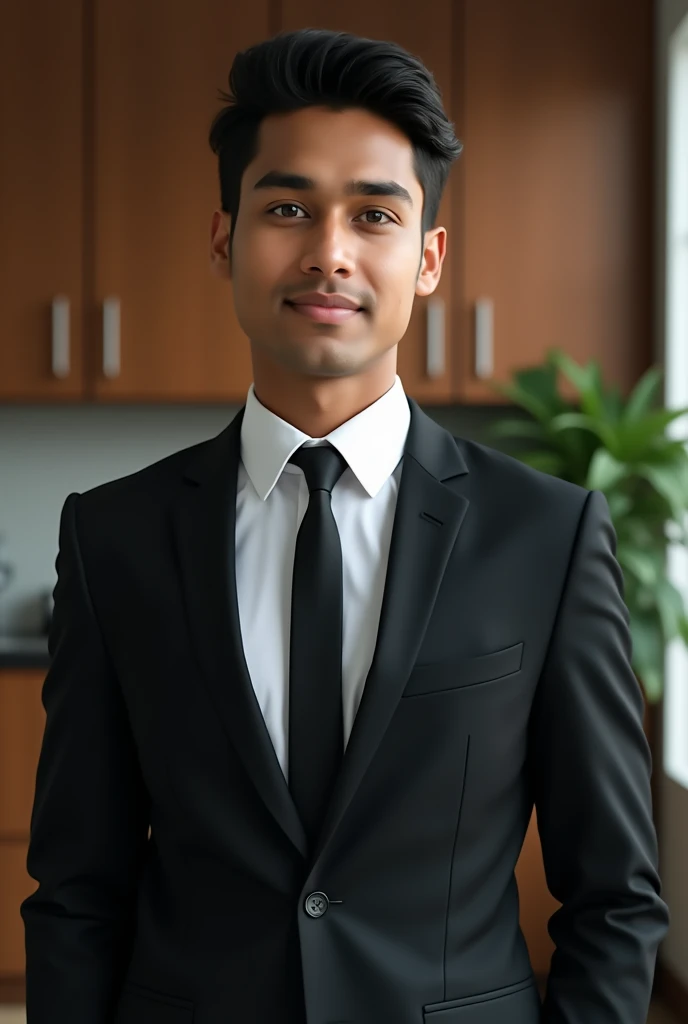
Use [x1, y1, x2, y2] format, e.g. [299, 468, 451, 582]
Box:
[102, 297, 121, 378]
[51, 296, 70, 379]
[426, 297, 445, 378]
[474, 298, 494, 379]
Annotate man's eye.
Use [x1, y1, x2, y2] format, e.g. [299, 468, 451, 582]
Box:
[269, 204, 306, 218]
[359, 210, 392, 225]
[267, 205, 392, 224]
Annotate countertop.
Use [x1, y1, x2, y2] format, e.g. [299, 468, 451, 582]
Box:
[0, 635, 50, 669]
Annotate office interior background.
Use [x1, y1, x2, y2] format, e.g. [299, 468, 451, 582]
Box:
[0, 1, 687, 1020]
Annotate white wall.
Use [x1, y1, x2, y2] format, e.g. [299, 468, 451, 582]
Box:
[0, 403, 240, 634]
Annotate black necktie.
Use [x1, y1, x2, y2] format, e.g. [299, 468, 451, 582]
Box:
[287, 442, 349, 847]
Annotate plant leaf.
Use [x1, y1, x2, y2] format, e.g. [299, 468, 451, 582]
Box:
[585, 449, 628, 491]
[623, 366, 664, 423]
[548, 412, 618, 452]
[601, 383, 624, 424]
[655, 576, 687, 642]
[486, 418, 547, 441]
[646, 439, 688, 462]
[615, 406, 688, 461]
[506, 362, 567, 423]
[515, 451, 567, 475]
[617, 547, 662, 588]
[490, 352, 688, 706]
[492, 381, 554, 423]
[638, 666, 663, 704]
[635, 463, 688, 521]
[678, 615, 688, 646]
[630, 614, 665, 702]
[605, 491, 634, 521]
[549, 350, 604, 418]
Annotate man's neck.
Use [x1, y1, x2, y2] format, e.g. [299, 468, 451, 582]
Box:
[251, 362, 397, 438]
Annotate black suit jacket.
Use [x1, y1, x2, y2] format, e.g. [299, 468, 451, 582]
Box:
[21, 397, 669, 1024]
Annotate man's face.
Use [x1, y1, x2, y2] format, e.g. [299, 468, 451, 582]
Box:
[211, 105, 446, 380]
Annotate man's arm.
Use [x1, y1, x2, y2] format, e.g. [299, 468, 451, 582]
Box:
[527, 488, 670, 1023]
[21, 492, 150, 1023]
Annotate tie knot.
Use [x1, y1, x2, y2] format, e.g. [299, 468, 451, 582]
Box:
[288, 443, 349, 495]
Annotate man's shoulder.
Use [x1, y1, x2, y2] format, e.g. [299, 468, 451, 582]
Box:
[75, 433, 217, 514]
[452, 434, 591, 511]
[447, 436, 598, 566]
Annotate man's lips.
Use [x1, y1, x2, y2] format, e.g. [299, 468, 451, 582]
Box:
[284, 301, 363, 324]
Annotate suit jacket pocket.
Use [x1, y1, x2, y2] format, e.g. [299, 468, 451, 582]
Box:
[424, 977, 541, 1022]
[403, 642, 524, 697]
[114, 982, 195, 1024]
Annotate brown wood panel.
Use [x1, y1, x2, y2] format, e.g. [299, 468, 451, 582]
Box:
[456, 0, 653, 401]
[279, 0, 459, 403]
[0, 975, 25, 1001]
[0, 0, 85, 400]
[0, 671, 46, 836]
[515, 810, 558, 978]
[0, 840, 35, 978]
[91, 0, 271, 401]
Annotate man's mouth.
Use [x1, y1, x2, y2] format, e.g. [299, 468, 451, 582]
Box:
[284, 301, 363, 324]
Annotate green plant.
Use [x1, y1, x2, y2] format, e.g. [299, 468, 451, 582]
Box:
[487, 348, 688, 702]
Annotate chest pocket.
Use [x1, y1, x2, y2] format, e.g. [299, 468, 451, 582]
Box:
[402, 642, 524, 698]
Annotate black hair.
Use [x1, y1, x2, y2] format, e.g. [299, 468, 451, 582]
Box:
[208, 28, 463, 255]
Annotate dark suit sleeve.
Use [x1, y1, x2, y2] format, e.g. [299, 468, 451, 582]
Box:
[21, 492, 150, 1023]
[527, 488, 670, 1023]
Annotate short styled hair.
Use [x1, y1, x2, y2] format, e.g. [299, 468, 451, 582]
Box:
[208, 28, 463, 252]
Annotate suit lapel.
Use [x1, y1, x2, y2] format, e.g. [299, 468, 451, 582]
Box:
[172, 409, 309, 859]
[171, 397, 470, 865]
[309, 399, 469, 867]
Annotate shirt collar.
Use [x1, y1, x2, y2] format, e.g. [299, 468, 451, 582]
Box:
[240, 375, 411, 500]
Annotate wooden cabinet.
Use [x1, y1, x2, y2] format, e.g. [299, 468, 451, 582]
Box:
[0, 843, 38, 979]
[516, 811, 558, 978]
[91, 0, 269, 400]
[0, 0, 269, 404]
[456, 0, 653, 401]
[0, 1, 653, 403]
[0, 670, 45, 983]
[279, 0, 459, 403]
[0, 1, 85, 401]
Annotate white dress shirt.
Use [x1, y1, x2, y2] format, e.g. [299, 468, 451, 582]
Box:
[235, 375, 411, 781]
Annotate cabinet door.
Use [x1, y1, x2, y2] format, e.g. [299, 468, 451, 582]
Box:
[0, 2, 85, 400]
[515, 810, 558, 978]
[458, 0, 652, 402]
[280, 0, 459, 403]
[92, 1, 270, 400]
[0, 671, 46, 835]
[0, 670, 45, 981]
[0, 841, 36, 978]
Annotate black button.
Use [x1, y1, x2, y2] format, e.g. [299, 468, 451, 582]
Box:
[304, 891, 329, 918]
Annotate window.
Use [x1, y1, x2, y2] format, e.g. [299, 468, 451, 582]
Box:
[664, 10, 688, 790]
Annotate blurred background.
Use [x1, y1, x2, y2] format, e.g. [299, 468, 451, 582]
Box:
[0, 0, 687, 1020]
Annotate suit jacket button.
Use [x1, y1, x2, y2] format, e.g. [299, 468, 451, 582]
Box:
[304, 892, 329, 918]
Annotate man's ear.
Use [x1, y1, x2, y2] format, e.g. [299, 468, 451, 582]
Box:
[210, 210, 232, 279]
[415, 226, 447, 298]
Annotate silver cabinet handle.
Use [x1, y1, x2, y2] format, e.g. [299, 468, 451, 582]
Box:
[51, 296, 70, 379]
[474, 298, 494, 379]
[102, 297, 121, 378]
[425, 297, 445, 378]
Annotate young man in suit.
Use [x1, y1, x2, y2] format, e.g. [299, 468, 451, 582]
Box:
[22, 27, 669, 1024]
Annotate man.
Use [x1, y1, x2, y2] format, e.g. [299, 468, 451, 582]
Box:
[22, 27, 668, 1024]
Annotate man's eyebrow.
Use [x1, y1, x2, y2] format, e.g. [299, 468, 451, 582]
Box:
[252, 170, 414, 207]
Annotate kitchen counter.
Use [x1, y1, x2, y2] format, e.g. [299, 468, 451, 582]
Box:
[0, 635, 50, 669]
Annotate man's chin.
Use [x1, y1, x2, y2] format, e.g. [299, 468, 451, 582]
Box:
[276, 336, 370, 377]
